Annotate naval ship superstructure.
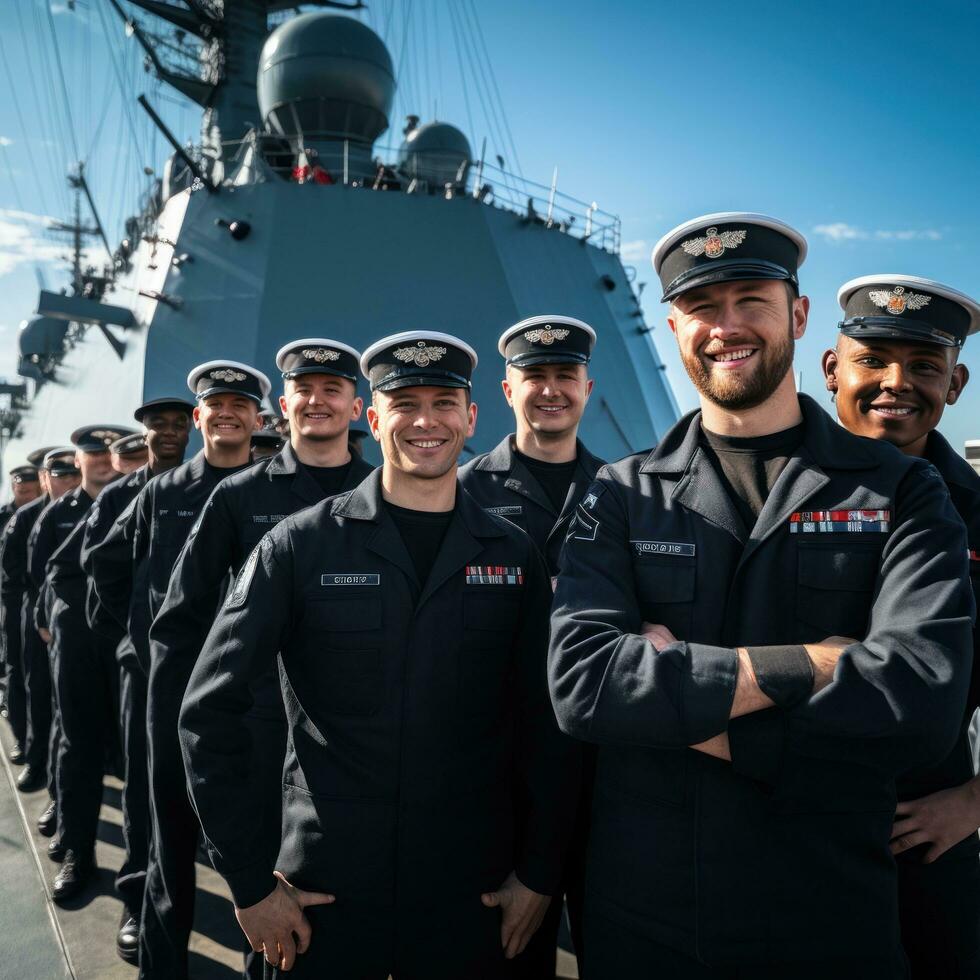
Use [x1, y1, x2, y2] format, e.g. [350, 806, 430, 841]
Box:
[3, 0, 678, 470]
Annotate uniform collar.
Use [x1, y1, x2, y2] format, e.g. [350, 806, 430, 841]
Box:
[640, 394, 878, 474]
[475, 433, 600, 476]
[925, 430, 980, 492]
[333, 466, 508, 538]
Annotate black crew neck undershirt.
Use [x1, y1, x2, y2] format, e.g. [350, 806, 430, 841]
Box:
[386, 502, 454, 587]
[699, 421, 805, 531]
[301, 459, 352, 497]
[514, 448, 578, 513]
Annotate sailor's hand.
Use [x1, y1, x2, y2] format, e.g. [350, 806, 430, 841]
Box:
[641, 622, 678, 651]
[481, 870, 551, 959]
[804, 636, 855, 693]
[38, 627, 51, 644]
[235, 871, 335, 971]
[891, 777, 980, 863]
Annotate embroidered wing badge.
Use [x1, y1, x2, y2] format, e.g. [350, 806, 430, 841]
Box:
[210, 368, 247, 382]
[393, 342, 447, 367]
[302, 348, 340, 363]
[868, 286, 931, 316]
[524, 327, 570, 346]
[681, 226, 747, 259]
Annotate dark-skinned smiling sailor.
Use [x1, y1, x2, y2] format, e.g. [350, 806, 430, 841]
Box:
[548, 212, 974, 978]
[179, 331, 578, 978]
[824, 275, 980, 979]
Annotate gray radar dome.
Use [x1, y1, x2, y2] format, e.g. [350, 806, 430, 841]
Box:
[257, 13, 395, 144]
[398, 121, 472, 188]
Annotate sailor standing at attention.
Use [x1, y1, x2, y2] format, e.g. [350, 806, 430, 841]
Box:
[123, 362, 266, 979]
[823, 275, 980, 978]
[149, 339, 373, 977]
[549, 212, 975, 979]
[179, 332, 579, 979]
[81, 396, 194, 963]
[459, 314, 603, 975]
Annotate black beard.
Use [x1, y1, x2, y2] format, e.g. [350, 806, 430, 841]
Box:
[682, 319, 795, 411]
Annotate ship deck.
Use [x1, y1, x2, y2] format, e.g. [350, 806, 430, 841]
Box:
[0, 720, 579, 978]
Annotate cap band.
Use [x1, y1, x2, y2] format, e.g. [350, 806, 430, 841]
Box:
[839, 316, 962, 348]
[373, 367, 472, 391]
[662, 258, 796, 302]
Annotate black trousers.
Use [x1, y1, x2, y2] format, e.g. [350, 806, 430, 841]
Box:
[2, 597, 27, 746]
[268, 900, 510, 980]
[582, 902, 909, 980]
[898, 838, 980, 979]
[21, 603, 52, 773]
[51, 605, 119, 856]
[116, 652, 150, 921]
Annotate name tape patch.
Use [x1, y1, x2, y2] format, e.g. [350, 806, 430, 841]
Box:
[789, 509, 890, 534]
[486, 505, 523, 517]
[632, 540, 696, 557]
[465, 565, 523, 585]
[321, 573, 380, 586]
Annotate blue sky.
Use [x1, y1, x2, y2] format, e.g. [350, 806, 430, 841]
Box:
[1, 0, 978, 453]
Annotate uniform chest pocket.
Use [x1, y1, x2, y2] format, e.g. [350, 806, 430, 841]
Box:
[461, 594, 521, 711]
[301, 597, 383, 715]
[796, 544, 881, 640]
[633, 560, 696, 640]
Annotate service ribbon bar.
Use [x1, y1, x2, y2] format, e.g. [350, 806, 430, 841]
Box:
[465, 565, 524, 585]
[789, 509, 890, 534]
[969, 549, 980, 562]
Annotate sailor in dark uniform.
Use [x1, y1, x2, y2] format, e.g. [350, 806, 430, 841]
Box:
[109, 431, 150, 474]
[179, 332, 578, 979]
[459, 315, 602, 975]
[150, 338, 371, 977]
[1, 464, 42, 764]
[549, 212, 975, 978]
[25, 449, 81, 844]
[823, 275, 980, 978]
[43, 425, 134, 902]
[131, 362, 267, 979]
[81, 397, 193, 963]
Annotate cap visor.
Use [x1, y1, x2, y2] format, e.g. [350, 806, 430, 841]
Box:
[375, 374, 470, 392]
[196, 385, 263, 403]
[661, 263, 794, 302]
[507, 353, 589, 367]
[838, 323, 960, 348]
[283, 366, 358, 381]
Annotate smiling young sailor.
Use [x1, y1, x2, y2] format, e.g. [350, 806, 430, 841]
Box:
[459, 314, 602, 976]
[549, 212, 975, 977]
[179, 331, 578, 978]
[824, 275, 980, 978]
[149, 338, 373, 978]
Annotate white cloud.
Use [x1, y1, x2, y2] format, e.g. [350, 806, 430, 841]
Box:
[620, 239, 650, 262]
[813, 222, 942, 244]
[0, 137, 12, 147]
[0, 208, 67, 277]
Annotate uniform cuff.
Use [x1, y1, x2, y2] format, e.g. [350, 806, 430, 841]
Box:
[746, 645, 813, 708]
[222, 862, 278, 911]
[683, 644, 739, 742]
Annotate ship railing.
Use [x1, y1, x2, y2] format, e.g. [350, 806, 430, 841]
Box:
[211, 133, 622, 254]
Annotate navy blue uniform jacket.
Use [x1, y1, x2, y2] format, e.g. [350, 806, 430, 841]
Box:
[549, 395, 974, 966]
[179, 469, 580, 912]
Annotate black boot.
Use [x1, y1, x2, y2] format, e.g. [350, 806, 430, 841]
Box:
[8, 741, 24, 765]
[37, 800, 57, 837]
[47, 837, 65, 862]
[116, 911, 140, 964]
[16, 764, 45, 792]
[52, 850, 95, 904]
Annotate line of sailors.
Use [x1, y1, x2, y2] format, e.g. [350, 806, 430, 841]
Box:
[0, 210, 976, 979]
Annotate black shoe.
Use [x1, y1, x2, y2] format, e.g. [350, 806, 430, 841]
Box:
[37, 800, 57, 837]
[9, 742, 25, 765]
[16, 764, 45, 792]
[116, 912, 140, 964]
[47, 837, 65, 862]
[51, 850, 95, 904]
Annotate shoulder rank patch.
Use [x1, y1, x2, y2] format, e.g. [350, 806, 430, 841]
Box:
[321, 573, 380, 586]
[227, 545, 261, 609]
[466, 565, 523, 585]
[632, 540, 695, 557]
[486, 505, 523, 517]
[789, 509, 890, 533]
[581, 484, 605, 510]
[571, 504, 599, 541]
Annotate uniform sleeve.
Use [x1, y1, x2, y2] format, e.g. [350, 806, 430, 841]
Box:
[549, 476, 738, 748]
[729, 461, 975, 782]
[149, 487, 239, 747]
[86, 491, 142, 632]
[28, 512, 57, 632]
[46, 520, 86, 606]
[514, 540, 581, 896]
[0, 519, 26, 599]
[178, 529, 293, 909]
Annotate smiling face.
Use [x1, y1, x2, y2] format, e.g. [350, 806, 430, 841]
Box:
[367, 385, 476, 480]
[193, 393, 261, 451]
[279, 374, 363, 445]
[502, 362, 593, 441]
[822, 334, 967, 456]
[143, 409, 191, 467]
[668, 279, 807, 411]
